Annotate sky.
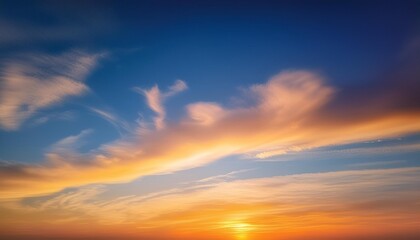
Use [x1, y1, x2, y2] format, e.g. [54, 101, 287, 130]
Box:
[0, 0, 420, 239]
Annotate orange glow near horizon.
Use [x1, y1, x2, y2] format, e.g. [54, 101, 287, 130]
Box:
[221, 219, 255, 240]
[1, 168, 420, 240]
[1, 3, 420, 238]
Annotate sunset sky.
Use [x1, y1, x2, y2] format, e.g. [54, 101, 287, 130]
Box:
[1, 1, 420, 239]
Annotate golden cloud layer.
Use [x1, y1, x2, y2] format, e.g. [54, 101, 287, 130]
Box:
[2, 167, 420, 239]
[1, 70, 420, 198]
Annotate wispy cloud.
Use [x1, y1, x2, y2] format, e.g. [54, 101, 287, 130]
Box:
[32, 110, 77, 125]
[0, 70, 419, 198]
[48, 129, 94, 154]
[134, 79, 187, 129]
[193, 169, 253, 185]
[89, 107, 131, 134]
[0, 50, 102, 130]
[6, 167, 420, 239]
[254, 141, 420, 160]
[348, 160, 406, 168]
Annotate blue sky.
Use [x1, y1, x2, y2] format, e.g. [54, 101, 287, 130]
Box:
[1, 0, 419, 163]
[0, 1, 420, 239]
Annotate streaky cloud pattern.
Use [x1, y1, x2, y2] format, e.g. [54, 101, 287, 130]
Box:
[0, 1, 420, 240]
[1, 70, 419, 198]
[2, 167, 420, 239]
[0, 50, 102, 130]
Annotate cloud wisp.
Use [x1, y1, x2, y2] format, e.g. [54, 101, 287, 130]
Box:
[3, 167, 420, 239]
[133, 79, 188, 130]
[88, 107, 131, 135]
[0, 50, 102, 130]
[0, 70, 419, 198]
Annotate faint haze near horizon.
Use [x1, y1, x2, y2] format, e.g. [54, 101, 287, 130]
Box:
[0, 1, 420, 240]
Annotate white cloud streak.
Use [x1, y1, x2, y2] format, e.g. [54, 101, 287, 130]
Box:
[89, 107, 131, 134]
[48, 129, 94, 154]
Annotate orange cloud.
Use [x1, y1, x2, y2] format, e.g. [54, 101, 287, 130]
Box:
[2, 167, 420, 239]
[0, 70, 420, 198]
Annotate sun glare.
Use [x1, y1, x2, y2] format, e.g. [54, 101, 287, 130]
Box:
[221, 220, 255, 240]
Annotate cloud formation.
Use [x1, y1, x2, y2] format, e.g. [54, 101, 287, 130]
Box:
[48, 129, 94, 154]
[32, 110, 77, 125]
[89, 107, 131, 134]
[0, 70, 419, 198]
[134, 79, 187, 129]
[0, 50, 101, 130]
[2, 167, 420, 239]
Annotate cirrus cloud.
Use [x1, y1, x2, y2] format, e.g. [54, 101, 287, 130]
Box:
[2, 167, 420, 240]
[0, 69, 419, 198]
[0, 50, 102, 130]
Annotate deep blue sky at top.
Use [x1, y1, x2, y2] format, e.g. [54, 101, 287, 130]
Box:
[0, 0, 419, 163]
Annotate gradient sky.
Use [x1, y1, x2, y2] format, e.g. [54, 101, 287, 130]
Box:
[1, 1, 420, 240]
